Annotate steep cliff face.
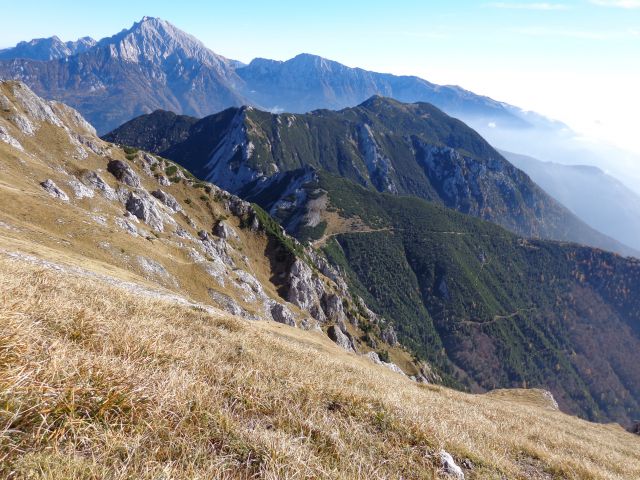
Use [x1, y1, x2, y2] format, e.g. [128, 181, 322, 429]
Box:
[104, 97, 635, 256]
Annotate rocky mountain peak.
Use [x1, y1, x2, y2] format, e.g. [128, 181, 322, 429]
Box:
[286, 53, 347, 73]
[96, 16, 233, 71]
[358, 95, 403, 110]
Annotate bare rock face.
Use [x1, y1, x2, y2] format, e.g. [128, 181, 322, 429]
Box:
[207, 289, 259, 321]
[321, 292, 347, 324]
[40, 179, 68, 201]
[234, 269, 268, 304]
[269, 302, 296, 327]
[213, 220, 239, 241]
[0, 124, 24, 151]
[364, 351, 405, 375]
[286, 258, 326, 322]
[136, 255, 177, 287]
[156, 174, 171, 186]
[327, 324, 355, 353]
[107, 159, 141, 187]
[82, 171, 116, 200]
[10, 113, 35, 136]
[381, 325, 399, 347]
[125, 191, 164, 232]
[151, 189, 182, 213]
[354, 295, 378, 322]
[200, 235, 235, 267]
[226, 196, 252, 217]
[67, 178, 94, 199]
[115, 215, 142, 237]
[10, 82, 63, 128]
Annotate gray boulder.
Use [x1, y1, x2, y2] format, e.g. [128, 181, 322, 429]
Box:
[107, 159, 141, 187]
[364, 351, 383, 365]
[40, 179, 68, 201]
[327, 325, 355, 353]
[381, 325, 399, 347]
[249, 213, 261, 231]
[301, 317, 322, 332]
[439, 451, 465, 479]
[156, 174, 171, 186]
[214, 220, 239, 241]
[125, 191, 164, 232]
[364, 351, 405, 375]
[270, 302, 296, 327]
[82, 171, 116, 200]
[151, 189, 182, 213]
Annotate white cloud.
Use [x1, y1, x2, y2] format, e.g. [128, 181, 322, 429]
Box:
[590, 0, 640, 8]
[486, 2, 570, 9]
[511, 26, 639, 39]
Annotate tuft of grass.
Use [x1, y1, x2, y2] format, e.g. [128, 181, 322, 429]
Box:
[122, 146, 139, 155]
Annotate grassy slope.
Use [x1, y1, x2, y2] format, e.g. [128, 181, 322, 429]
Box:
[2, 254, 639, 480]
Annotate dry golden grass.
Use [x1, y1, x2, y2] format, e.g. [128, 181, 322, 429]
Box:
[1, 254, 639, 479]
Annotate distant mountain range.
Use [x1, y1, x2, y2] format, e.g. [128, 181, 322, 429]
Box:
[0, 16, 558, 137]
[502, 150, 640, 253]
[0, 35, 96, 61]
[103, 97, 636, 257]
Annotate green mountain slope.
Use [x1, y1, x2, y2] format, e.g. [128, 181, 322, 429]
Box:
[315, 172, 640, 423]
[103, 97, 635, 256]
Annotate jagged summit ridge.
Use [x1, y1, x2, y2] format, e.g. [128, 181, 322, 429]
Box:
[0, 35, 96, 61]
[95, 16, 235, 72]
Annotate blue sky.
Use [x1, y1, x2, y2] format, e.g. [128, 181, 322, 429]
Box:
[1, 0, 639, 153]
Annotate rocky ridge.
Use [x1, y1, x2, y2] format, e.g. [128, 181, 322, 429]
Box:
[103, 98, 636, 257]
